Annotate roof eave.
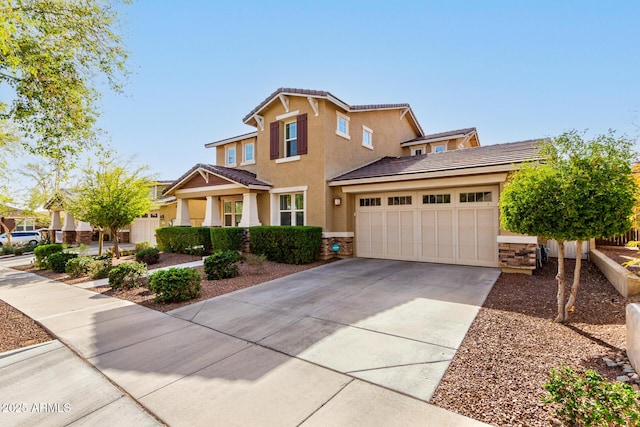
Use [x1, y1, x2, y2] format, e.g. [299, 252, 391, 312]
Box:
[329, 160, 539, 187]
[205, 132, 258, 148]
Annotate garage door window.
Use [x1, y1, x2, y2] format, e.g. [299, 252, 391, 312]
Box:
[388, 196, 412, 206]
[422, 194, 451, 204]
[359, 197, 381, 207]
[460, 191, 492, 203]
[279, 193, 304, 225]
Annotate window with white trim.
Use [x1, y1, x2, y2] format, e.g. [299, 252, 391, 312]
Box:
[223, 200, 243, 226]
[225, 146, 236, 166]
[362, 126, 373, 149]
[284, 122, 297, 157]
[279, 193, 304, 225]
[411, 146, 425, 156]
[388, 196, 412, 206]
[336, 112, 350, 139]
[432, 144, 446, 153]
[422, 194, 451, 204]
[243, 142, 255, 164]
[460, 191, 492, 203]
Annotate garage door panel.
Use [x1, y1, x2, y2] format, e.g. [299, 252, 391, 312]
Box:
[356, 212, 372, 257]
[420, 210, 437, 259]
[400, 211, 415, 258]
[436, 210, 455, 260]
[476, 208, 498, 263]
[457, 209, 476, 262]
[370, 212, 384, 256]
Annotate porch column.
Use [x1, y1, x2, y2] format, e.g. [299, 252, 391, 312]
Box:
[238, 192, 261, 227]
[49, 210, 62, 230]
[76, 221, 93, 245]
[202, 196, 222, 227]
[62, 212, 76, 244]
[175, 198, 192, 226]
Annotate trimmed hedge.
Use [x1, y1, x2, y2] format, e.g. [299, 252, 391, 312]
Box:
[47, 252, 78, 273]
[249, 226, 322, 264]
[203, 250, 240, 280]
[155, 227, 212, 254]
[148, 267, 201, 303]
[210, 227, 244, 252]
[34, 244, 63, 269]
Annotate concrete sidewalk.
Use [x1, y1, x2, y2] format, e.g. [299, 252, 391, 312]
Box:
[0, 262, 490, 427]
[0, 340, 159, 427]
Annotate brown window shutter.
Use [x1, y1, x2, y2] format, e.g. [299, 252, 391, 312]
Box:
[297, 113, 308, 155]
[270, 121, 279, 160]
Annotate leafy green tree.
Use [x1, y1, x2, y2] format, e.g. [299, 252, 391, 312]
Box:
[500, 130, 637, 322]
[67, 160, 154, 258]
[0, 0, 129, 157]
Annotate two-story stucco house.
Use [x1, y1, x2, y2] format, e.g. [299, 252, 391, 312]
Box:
[163, 88, 539, 269]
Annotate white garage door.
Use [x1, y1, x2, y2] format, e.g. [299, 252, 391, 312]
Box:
[130, 213, 160, 246]
[355, 186, 499, 267]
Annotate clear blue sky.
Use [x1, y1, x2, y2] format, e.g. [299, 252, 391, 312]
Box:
[96, 0, 640, 181]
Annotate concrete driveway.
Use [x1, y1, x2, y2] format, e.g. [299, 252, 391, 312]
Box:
[0, 257, 497, 426]
[171, 258, 499, 402]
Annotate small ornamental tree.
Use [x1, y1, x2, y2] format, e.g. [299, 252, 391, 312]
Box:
[67, 160, 154, 258]
[500, 130, 637, 322]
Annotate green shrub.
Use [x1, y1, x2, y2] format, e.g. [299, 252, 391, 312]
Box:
[135, 241, 153, 252]
[1, 245, 13, 255]
[249, 226, 322, 264]
[108, 262, 147, 290]
[210, 227, 244, 252]
[203, 250, 240, 280]
[47, 252, 78, 273]
[34, 244, 63, 268]
[136, 247, 160, 265]
[65, 256, 94, 278]
[89, 257, 112, 279]
[148, 267, 201, 303]
[155, 227, 212, 254]
[543, 365, 640, 426]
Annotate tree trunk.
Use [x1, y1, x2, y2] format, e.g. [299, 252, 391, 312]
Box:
[554, 240, 566, 323]
[0, 222, 12, 246]
[98, 229, 104, 256]
[564, 239, 583, 322]
[112, 228, 120, 259]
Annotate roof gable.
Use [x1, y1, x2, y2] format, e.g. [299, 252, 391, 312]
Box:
[163, 164, 271, 196]
[242, 87, 425, 136]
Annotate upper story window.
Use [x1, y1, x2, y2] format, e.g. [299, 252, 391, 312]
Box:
[362, 126, 373, 149]
[285, 122, 297, 157]
[243, 141, 255, 164]
[336, 112, 350, 140]
[270, 114, 308, 162]
[411, 146, 425, 156]
[432, 144, 446, 153]
[226, 146, 236, 166]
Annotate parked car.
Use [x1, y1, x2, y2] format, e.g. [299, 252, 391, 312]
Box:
[0, 230, 42, 246]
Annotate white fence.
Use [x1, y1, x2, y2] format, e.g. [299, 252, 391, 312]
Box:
[546, 240, 589, 259]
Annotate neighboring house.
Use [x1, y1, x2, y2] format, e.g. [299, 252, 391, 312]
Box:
[164, 87, 540, 270]
[0, 206, 45, 234]
[45, 181, 173, 246]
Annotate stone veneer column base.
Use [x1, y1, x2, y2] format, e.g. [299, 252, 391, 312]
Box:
[498, 242, 537, 274]
[62, 231, 76, 245]
[320, 235, 354, 260]
[76, 231, 92, 245]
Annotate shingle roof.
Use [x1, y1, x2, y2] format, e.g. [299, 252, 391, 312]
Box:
[205, 131, 258, 148]
[241, 87, 424, 135]
[330, 139, 542, 183]
[163, 164, 271, 195]
[402, 127, 477, 144]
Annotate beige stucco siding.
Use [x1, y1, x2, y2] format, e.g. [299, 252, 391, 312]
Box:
[215, 136, 258, 173]
[323, 105, 419, 181]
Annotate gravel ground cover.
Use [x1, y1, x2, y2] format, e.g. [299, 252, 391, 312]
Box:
[92, 258, 333, 312]
[431, 257, 640, 426]
[0, 299, 52, 352]
[598, 245, 640, 275]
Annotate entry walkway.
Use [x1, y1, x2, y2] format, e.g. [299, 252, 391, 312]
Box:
[0, 259, 493, 426]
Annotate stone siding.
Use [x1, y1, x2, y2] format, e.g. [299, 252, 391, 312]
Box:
[499, 242, 537, 273]
[320, 236, 354, 260]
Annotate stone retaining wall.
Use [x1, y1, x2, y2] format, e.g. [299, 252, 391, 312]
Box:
[591, 248, 640, 297]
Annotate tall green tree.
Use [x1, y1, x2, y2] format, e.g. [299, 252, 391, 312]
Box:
[67, 160, 154, 258]
[500, 130, 637, 323]
[0, 0, 129, 157]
